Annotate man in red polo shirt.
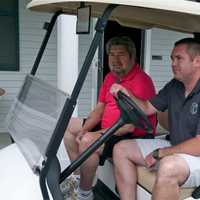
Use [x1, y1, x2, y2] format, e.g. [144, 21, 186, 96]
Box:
[64, 36, 157, 200]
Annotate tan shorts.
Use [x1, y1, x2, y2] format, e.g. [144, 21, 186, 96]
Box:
[136, 139, 200, 187]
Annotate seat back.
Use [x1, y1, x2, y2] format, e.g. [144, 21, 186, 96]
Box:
[6, 74, 68, 174]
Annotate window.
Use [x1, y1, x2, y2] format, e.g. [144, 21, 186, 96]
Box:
[0, 0, 19, 71]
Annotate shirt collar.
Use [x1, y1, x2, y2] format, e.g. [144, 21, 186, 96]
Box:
[190, 79, 200, 96]
[176, 78, 200, 98]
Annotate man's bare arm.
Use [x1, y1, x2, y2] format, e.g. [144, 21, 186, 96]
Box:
[159, 135, 200, 158]
[110, 83, 157, 116]
[113, 124, 135, 136]
[81, 102, 105, 133]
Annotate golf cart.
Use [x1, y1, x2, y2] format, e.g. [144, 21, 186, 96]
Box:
[2, 1, 200, 200]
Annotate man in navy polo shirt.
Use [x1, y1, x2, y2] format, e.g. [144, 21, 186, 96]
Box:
[111, 38, 200, 200]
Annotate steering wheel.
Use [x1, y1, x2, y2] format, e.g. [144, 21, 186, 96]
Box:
[116, 91, 153, 132]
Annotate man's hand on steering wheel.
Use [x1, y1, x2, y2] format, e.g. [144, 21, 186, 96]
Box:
[110, 84, 153, 132]
[110, 83, 130, 97]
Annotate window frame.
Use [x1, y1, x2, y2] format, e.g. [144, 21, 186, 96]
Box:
[0, 0, 19, 71]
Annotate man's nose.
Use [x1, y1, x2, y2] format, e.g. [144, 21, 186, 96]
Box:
[112, 55, 121, 61]
[171, 59, 176, 67]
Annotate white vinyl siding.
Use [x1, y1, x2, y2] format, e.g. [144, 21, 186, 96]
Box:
[0, 0, 57, 132]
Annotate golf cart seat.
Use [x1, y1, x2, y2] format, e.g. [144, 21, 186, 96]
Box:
[137, 166, 194, 199]
[6, 74, 69, 199]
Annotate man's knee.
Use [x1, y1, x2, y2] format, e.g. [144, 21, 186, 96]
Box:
[67, 117, 83, 135]
[64, 117, 82, 144]
[64, 128, 75, 145]
[113, 140, 129, 159]
[157, 155, 187, 185]
[79, 133, 99, 152]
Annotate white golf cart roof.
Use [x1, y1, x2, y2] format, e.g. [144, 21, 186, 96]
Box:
[28, 0, 200, 34]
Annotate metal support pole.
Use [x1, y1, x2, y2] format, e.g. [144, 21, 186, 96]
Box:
[31, 10, 63, 75]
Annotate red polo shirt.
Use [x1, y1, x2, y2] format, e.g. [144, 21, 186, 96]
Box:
[98, 64, 157, 136]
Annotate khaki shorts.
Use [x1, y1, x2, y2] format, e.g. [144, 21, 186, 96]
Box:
[136, 139, 200, 187]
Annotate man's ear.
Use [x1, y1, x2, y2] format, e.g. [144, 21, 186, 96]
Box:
[193, 55, 200, 67]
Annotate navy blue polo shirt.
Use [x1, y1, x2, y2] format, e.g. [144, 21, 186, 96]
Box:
[150, 79, 200, 145]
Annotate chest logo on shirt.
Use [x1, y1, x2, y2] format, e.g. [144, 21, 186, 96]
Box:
[190, 102, 198, 115]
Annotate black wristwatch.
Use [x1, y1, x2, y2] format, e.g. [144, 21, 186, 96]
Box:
[152, 148, 160, 160]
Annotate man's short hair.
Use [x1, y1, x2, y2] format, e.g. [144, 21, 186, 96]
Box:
[106, 36, 136, 59]
[175, 37, 200, 59]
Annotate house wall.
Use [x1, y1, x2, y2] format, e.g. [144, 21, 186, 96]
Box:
[149, 28, 191, 92]
[0, 0, 57, 132]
